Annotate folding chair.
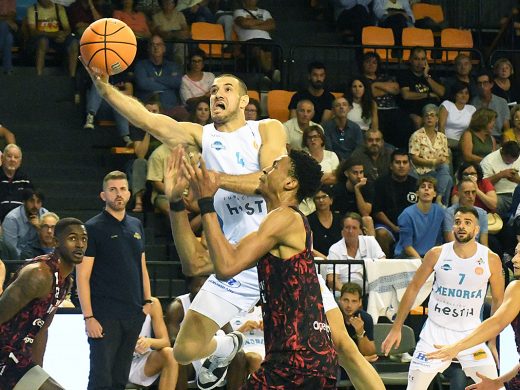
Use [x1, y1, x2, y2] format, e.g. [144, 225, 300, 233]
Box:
[362, 26, 395, 61]
[440, 28, 473, 62]
[402, 27, 434, 61]
[191, 22, 231, 58]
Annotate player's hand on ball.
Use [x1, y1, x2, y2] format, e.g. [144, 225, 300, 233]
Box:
[79, 56, 109, 87]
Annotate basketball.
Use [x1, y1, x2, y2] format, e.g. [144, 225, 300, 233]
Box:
[80, 18, 137, 76]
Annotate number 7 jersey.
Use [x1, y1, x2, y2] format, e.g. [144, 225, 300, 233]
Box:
[428, 242, 491, 331]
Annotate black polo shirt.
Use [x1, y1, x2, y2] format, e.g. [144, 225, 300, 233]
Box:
[85, 210, 145, 319]
[345, 309, 374, 342]
[372, 174, 418, 224]
[332, 181, 374, 217]
[288, 89, 335, 123]
[0, 169, 33, 222]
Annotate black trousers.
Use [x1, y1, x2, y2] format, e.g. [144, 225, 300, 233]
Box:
[336, 5, 371, 43]
[87, 314, 145, 390]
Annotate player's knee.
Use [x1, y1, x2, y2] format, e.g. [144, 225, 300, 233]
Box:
[159, 347, 176, 365]
[173, 340, 197, 365]
[246, 352, 263, 373]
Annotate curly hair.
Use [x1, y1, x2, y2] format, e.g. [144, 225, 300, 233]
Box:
[288, 149, 323, 202]
[345, 77, 373, 121]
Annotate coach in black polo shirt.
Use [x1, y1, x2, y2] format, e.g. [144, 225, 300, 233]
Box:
[76, 170, 152, 390]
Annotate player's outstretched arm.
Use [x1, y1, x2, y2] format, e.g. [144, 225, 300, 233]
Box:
[326, 308, 385, 390]
[80, 57, 202, 150]
[0, 264, 52, 324]
[381, 246, 439, 355]
[164, 147, 214, 276]
[466, 365, 520, 390]
[427, 280, 520, 362]
[218, 119, 288, 196]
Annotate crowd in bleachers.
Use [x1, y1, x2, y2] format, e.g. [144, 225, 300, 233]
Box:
[2, 0, 520, 388]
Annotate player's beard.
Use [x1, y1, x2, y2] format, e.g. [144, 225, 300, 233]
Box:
[454, 231, 474, 243]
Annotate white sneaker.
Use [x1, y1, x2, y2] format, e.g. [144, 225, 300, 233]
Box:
[197, 331, 245, 390]
[84, 113, 95, 129]
[401, 352, 413, 363]
[272, 69, 281, 83]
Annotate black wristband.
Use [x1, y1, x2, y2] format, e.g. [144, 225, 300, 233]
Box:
[84, 315, 94, 321]
[143, 299, 153, 305]
[198, 197, 215, 215]
[169, 199, 186, 212]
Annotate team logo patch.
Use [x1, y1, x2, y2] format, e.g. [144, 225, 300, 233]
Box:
[441, 263, 452, 271]
[211, 141, 226, 150]
[224, 278, 241, 288]
[474, 266, 484, 275]
[134, 232, 142, 240]
[472, 349, 487, 360]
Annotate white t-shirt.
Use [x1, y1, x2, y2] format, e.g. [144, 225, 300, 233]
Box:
[481, 149, 520, 195]
[440, 100, 476, 141]
[283, 117, 323, 150]
[326, 236, 385, 287]
[347, 102, 371, 131]
[233, 8, 272, 41]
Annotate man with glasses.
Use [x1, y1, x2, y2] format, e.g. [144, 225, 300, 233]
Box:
[20, 212, 60, 258]
[471, 69, 510, 138]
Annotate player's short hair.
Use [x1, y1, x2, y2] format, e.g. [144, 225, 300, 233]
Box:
[103, 170, 128, 190]
[340, 282, 362, 299]
[215, 74, 248, 96]
[288, 149, 323, 202]
[417, 176, 437, 191]
[54, 217, 85, 239]
[453, 206, 479, 221]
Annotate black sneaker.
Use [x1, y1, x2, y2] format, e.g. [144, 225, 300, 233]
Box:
[196, 331, 245, 390]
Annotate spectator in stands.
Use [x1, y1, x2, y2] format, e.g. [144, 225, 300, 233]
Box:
[345, 77, 378, 132]
[323, 96, 364, 161]
[399, 46, 445, 129]
[303, 125, 339, 185]
[20, 211, 59, 259]
[135, 0, 161, 16]
[152, 0, 190, 65]
[481, 141, 520, 218]
[245, 98, 261, 120]
[373, 0, 414, 49]
[409, 104, 452, 205]
[233, 0, 280, 85]
[0, 0, 16, 75]
[492, 57, 520, 104]
[504, 104, 520, 144]
[361, 52, 412, 149]
[326, 212, 385, 291]
[26, 0, 79, 77]
[441, 53, 478, 100]
[177, 0, 215, 24]
[0, 123, 16, 151]
[147, 144, 172, 215]
[0, 144, 34, 222]
[451, 162, 497, 213]
[2, 188, 49, 258]
[134, 34, 183, 112]
[351, 128, 391, 183]
[373, 149, 417, 257]
[459, 107, 498, 164]
[0, 225, 19, 261]
[438, 81, 476, 152]
[332, 158, 374, 217]
[338, 283, 376, 358]
[128, 296, 179, 389]
[129, 97, 163, 213]
[180, 49, 215, 106]
[471, 69, 510, 139]
[84, 69, 133, 146]
[113, 0, 152, 39]
[284, 100, 323, 151]
[332, 0, 372, 44]
[289, 62, 334, 123]
[67, 0, 105, 36]
[443, 178, 488, 246]
[394, 177, 444, 258]
[214, 0, 236, 41]
[307, 185, 342, 256]
[188, 97, 211, 125]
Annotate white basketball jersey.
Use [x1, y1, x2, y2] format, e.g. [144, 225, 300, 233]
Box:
[177, 293, 192, 327]
[201, 121, 266, 243]
[230, 305, 265, 356]
[428, 242, 491, 331]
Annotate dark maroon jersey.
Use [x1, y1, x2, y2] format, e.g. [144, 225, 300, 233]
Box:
[510, 313, 520, 389]
[0, 254, 71, 367]
[256, 206, 337, 380]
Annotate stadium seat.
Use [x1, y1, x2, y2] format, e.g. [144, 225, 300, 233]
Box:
[248, 90, 260, 102]
[441, 28, 473, 62]
[266, 90, 295, 122]
[402, 27, 434, 61]
[412, 2, 445, 24]
[332, 91, 344, 99]
[373, 323, 416, 385]
[362, 26, 395, 61]
[191, 22, 231, 58]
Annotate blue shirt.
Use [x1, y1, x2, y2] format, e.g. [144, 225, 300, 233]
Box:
[323, 119, 363, 161]
[134, 59, 182, 110]
[2, 205, 49, 257]
[394, 203, 444, 257]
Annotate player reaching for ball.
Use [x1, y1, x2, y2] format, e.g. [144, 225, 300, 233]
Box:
[81, 58, 383, 390]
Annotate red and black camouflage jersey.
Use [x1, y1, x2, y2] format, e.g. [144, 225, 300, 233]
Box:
[256, 206, 337, 380]
[510, 314, 520, 389]
[0, 253, 71, 366]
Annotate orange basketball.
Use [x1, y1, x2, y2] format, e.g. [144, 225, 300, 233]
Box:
[80, 18, 137, 76]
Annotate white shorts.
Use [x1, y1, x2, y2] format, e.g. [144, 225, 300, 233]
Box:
[128, 351, 160, 387]
[189, 267, 338, 328]
[13, 365, 50, 390]
[410, 319, 496, 373]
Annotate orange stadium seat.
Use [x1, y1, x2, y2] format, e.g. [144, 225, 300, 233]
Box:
[441, 28, 473, 62]
[248, 90, 260, 102]
[362, 26, 395, 61]
[267, 90, 295, 122]
[191, 22, 231, 58]
[412, 2, 445, 24]
[402, 27, 434, 61]
[332, 91, 344, 99]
